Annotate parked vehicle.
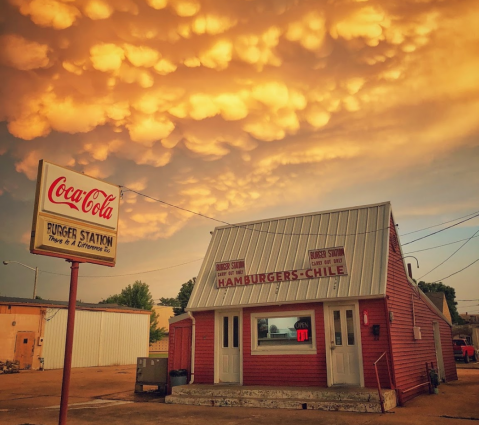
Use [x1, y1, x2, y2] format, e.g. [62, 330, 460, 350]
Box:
[453, 339, 477, 363]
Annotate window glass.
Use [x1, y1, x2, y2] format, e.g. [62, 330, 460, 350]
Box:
[223, 316, 229, 348]
[233, 316, 239, 348]
[333, 310, 342, 346]
[256, 315, 312, 347]
[346, 309, 355, 345]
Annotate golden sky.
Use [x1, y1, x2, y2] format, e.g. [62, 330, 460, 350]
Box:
[0, 0, 478, 304]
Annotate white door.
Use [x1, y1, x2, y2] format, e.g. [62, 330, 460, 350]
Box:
[218, 311, 241, 383]
[433, 321, 445, 381]
[329, 306, 360, 385]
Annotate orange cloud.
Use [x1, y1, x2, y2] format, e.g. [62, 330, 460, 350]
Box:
[0, 0, 478, 244]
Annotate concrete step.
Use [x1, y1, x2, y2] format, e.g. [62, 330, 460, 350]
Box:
[165, 386, 397, 412]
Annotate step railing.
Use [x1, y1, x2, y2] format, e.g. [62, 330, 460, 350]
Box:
[373, 351, 393, 413]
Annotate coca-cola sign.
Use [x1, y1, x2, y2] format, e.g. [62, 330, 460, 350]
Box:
[31, 160, 120, 266]
[47, 176, 116, 221]
[40, 162, 119, 230]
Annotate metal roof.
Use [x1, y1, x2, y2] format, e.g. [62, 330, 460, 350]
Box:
[187, 202, 391, 311]
[0, 296, 150, 313]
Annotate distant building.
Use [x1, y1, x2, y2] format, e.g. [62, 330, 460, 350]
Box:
[0, 297, 150, 370]
[149, 306, 174, 353]
[460, 313, 479, 324]
[425, 292, 452, 323]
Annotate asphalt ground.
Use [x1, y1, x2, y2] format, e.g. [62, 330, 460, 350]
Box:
[0, 362, 478, 425]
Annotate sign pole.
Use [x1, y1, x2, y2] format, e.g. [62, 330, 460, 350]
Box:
[59, 260, 80, 425]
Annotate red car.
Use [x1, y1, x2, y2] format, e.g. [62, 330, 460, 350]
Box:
[453, 339, 477, 363]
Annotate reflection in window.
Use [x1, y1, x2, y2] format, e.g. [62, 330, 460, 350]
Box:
[233, 316, 239, 348]
[346, 310, 355, 345]
[333, 310, 342, 346]
[256, 316, 312, 347]
[223, 316, 228, 348]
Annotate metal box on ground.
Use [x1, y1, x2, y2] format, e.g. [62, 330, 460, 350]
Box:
[135, 357, 168, 394]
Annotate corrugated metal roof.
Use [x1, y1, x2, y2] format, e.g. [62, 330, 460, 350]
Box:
[187, 202, 391, 311]
[0, 296, 149, 313]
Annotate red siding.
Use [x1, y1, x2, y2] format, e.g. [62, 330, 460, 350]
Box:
[359, 298, 392, 389]
[243, 303, 327, 387]
[193, 310, 215, 384]
[386, 215, 457, 402]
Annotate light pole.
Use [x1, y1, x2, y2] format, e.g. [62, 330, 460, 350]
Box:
[3, 260, 38, 299]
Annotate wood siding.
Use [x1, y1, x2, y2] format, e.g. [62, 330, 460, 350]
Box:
[359, 298, 392, 389]
[386, 216, 457, 402]
[168, 318, 192, 393]
[242, 303, 327, 386]
[193, 311, 215, 384]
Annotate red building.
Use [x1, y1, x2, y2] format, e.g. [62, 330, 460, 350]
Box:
[167, 202, 457, 409]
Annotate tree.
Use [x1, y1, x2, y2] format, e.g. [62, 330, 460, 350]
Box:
[158, 297, 180, 307]
[100, 281, 167, 343]
[417, 281, 463, 324]
[173, 277, 196, 316]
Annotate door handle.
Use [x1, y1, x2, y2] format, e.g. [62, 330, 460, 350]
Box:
[331, 342, 336, 350]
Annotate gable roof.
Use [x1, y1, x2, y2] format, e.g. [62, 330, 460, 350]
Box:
[187, 201, 391, 311]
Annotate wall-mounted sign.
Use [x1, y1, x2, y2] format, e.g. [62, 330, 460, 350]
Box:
[30, 160, 120, 266]
[216, 246, 348, 288]
[216, 260, 245, 285]
[308, 247, 347, 271]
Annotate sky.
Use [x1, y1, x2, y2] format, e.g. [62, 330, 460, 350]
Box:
[0, 0, 478, 315]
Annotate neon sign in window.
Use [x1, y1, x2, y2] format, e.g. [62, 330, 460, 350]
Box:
[297, 329, 309, 342]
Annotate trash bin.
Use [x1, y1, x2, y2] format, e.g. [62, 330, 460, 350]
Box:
[169, 369, 188, 387]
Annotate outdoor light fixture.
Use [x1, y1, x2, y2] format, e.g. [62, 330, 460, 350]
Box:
[3, 260, 39, 299]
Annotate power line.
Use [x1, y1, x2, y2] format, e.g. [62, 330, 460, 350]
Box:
[399, 210, 479, 236]
[431, 257, 479, 283]
[122, 187, 479, 241]
[121, 186, 392, 237]
[402, 213, 479, 246]
[417, 228, 479, 279]
[458, 299, 479, 302]
[39, 258, 203, 278]
[404, 234, 479, 254]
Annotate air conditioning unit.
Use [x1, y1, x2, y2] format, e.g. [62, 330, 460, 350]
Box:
[413, 326, 422, 340]
[135, 357, 168, 394]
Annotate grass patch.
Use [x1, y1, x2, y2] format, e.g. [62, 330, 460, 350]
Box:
[149, 353, 168, 358]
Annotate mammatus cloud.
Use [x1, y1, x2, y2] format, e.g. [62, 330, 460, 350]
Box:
[0, 0, 478, 242]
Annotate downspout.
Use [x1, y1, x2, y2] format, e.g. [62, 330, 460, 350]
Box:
[187, 311, 195, 384]
[384, 297, 397, 391]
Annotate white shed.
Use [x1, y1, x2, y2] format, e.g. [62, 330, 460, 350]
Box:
[0, 297, 150, 370]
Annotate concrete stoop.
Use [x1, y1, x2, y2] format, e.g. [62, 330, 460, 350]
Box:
[165, 385, 397, 413]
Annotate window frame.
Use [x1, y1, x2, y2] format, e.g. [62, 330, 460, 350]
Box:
[250, 310, 317, 355]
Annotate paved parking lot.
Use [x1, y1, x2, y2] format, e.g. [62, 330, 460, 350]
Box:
[1, 364, 478, 425]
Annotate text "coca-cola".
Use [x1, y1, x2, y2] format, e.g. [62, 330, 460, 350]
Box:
[47, 176, 116, 220]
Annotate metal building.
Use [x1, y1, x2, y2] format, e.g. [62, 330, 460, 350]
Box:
[0, 297, 150, 370]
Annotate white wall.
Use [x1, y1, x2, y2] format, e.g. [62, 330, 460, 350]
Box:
[43, 309, 149, 369]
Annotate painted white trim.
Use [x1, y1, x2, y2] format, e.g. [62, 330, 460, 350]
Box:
[168, 313, 190, 325]
[186, 294, 386, 313]
[214, 309, 242, 384]
[323, 301, 364, 387]
[250, 310, 317, 356]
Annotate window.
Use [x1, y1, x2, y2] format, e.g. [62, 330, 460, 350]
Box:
[251, 310, 316, 355]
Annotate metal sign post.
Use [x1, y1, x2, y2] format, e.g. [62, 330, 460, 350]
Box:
[58, 261, 80, 425]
